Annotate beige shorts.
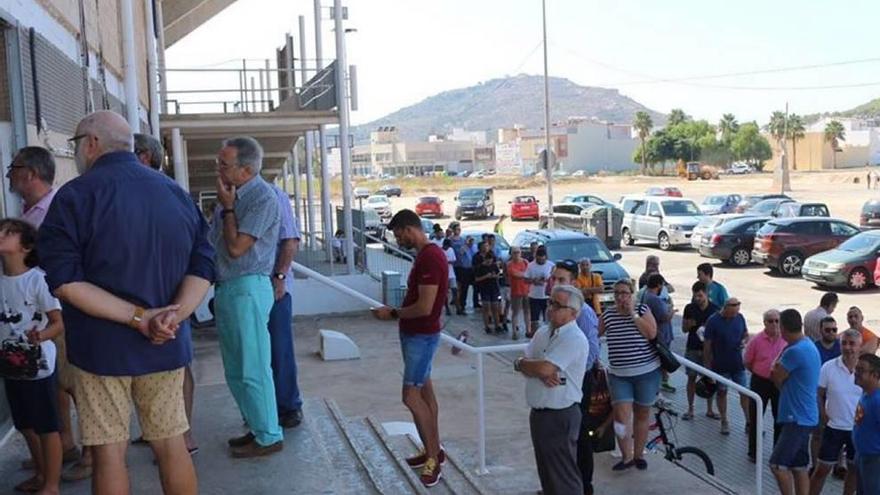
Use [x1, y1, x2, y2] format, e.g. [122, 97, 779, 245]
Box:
[72, 365, 188, 446]
[53, 335, 74, 392]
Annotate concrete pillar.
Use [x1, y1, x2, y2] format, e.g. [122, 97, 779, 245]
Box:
[171, 128, 188, 191]
[334, 0, 354, 272]
[144, 0, 161, 135]
[314, 0, 334, 266]
[120, 0, 140, 131]
[292, 141, 302, 222]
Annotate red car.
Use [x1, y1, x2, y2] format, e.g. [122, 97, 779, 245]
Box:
[645, 186, 683, 197]
[415, 196, 444, 218]
[509, 195, 540, 221]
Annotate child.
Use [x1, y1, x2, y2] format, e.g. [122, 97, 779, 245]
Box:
[0, 219, 64, 494]
[474, 251, 505, 334]
[442, 239, 458, 316]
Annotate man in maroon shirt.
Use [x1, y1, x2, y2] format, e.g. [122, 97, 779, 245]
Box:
[372, 209, 448, 487]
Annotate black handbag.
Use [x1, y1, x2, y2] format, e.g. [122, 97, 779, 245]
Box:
[585, 367, 615, 452]
[652, 338, 681, 373]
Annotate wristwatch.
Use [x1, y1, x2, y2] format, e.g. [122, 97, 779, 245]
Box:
[129, 306, 145, 330]
[514, 357, 524, 372]
[390, 308, 400, 319]
[273, 272, 287, 280]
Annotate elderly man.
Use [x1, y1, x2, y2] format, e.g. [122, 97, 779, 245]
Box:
[744, 309, 787, 462]
[846, 306, 879, 355]
[810, 329, 862, 495]
[803, 292, 838, 342]
[211, 136, 283, 458]
[133, 133, 164, 171]
[7, 146, 57, 228]
[704, 297, 749, 436]
[268, 184, 304, 428]
[515, 285, 588, 495]
[39, 110, 214, 494]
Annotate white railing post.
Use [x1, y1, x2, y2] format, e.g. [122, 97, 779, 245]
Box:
[476, 353, 487, 475]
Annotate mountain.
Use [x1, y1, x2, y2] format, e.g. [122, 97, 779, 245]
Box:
[805, 97, 880, 123]
[351, 74, 666, 143]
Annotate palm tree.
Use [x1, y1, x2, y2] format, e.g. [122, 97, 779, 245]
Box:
[633, 111, 653, 175]
[668, 108, 689, 126]
[786, 114, 805, 170]
[824, 120, 846, 169]
[767, 111, 788, 143]
[718, 113, 739, 142]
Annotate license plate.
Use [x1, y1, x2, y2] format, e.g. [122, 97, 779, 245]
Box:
[802, 268, 815, 276]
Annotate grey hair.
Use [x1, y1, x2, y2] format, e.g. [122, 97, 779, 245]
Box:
[223, 136, 263, 174]
[763, 309, 780, 322]
[13, 146, 55, 184]
[134, 133, 164, 170]
[552, 284, 584, 313]
[841, 328, 863, 342]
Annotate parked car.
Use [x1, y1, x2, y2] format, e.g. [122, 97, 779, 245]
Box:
[860, 199, 880, 230]
[699, 216, 771, 266]
[376, 184, 402, 197]
[552, 170, 570, 178]
[455, 187, 495, 220]
[700, 194, 743, 215]
[728, 162, 755, 175]
[460, 229, 512, 263]
[690, 213, 748, 249]
[563, 194, 611, 207]
[645, 186, 683, 197]
[509, 195, 540, 221]
[415, 196, 444, 218]
[539, 203, 591, 230]
[358, 208, 386, 242]
[354, 187, 371, 200]
[745, 197, 795, 216]
[802, 230, 880, 290]
[511, 229, 629, 310]
[365, 195, 392, 222]
[772, 202, 830, 218]
[571, 170, 587, 177]
[620, 196, 704, 250]
[734, 193, 791, 213]
[752, 217, 861, 276]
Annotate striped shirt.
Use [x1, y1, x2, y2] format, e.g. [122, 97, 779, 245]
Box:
[602, 305, 660, 377]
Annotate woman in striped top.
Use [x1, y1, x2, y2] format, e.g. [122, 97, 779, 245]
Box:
[598, 279, 661, 472]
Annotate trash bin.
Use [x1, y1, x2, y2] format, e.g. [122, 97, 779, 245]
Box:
[582, 205, 623, 250]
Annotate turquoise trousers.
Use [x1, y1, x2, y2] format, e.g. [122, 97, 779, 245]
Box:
[215, 275, 283, 446]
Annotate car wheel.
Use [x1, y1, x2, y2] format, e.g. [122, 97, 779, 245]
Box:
[730, 247, 751, 267]
[658, 232, 672, 251]
[455, 213, 462, 221]
[622, 228, 634, 246]
[779, 251, 804, 276]
[847, 268, 871, 291]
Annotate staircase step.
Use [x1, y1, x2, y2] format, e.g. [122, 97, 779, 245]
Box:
[301, 399, 380, 494]
[345, 417, 429, 495]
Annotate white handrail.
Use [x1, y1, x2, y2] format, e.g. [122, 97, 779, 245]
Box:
[291, 261, 526, 474]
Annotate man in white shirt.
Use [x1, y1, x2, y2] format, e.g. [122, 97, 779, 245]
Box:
[809, 328, 862, 494]
[803, 292, 838, 342]
[524, 246, 555, 337]
[514, 285, 588, 495]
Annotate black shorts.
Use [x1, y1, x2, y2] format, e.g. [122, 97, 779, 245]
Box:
[529, 298, 549, 322]
[5, 374, 60, 434]
[479, 284, 501, 302]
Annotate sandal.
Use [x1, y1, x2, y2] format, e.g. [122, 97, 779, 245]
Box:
[612, 459, 635, 471]
[14, 476, 42, 493]
[634, 458, 648, 470]
[706, 412, 721, 420]
[681, 411, 694, 421]
[720, 420, 730, 435]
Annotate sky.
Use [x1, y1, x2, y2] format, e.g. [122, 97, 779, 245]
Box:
[166, 0, 880, 128]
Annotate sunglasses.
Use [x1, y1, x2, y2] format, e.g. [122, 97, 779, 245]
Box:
[823, 327, 838, 333]
[6, 163, 27, 172]
[548, 300, 571, 310]
[613, 290, 632, 296]
[765, 319, 779, 323]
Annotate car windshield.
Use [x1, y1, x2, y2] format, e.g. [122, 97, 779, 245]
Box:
[705, 196, 726, 205]
[696, 217, 722, 229]
[545, 239, 614, 263]
[367, 197, 387, 204]
[363, 209, 380, 223]
[752, 200, 781, 214]
[459, 189, 486, 199]
[461, 231, 510, 250]
[515, 196, 536, 203]
[419, 197, 439, 203]
[661, 200, 700, 216]
[837, 234, 880, 252]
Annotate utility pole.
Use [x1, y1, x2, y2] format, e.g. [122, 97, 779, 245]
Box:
[334, 0, 355, 272]
[541, 0, 554, 229]
[315, 0, 333, 264]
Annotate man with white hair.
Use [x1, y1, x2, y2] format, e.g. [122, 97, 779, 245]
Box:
[211, 136, 283, 458]
[39, 110, 214, 494]
[515, 284, 588, 495]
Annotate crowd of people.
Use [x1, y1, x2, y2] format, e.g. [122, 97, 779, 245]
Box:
[0, 112, 305, 495]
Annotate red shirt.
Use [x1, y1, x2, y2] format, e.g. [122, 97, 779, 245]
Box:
[400, 243, 448, 335]
[507, 259, 530, 297]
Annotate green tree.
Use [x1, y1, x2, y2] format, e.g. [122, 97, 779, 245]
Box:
[667, 108, 690, 126]
[731, 122, 772, 170]
[767, 111, 788, 142]
[786, 114, 805, 170]
[633, 111, 653, 175]
[824, 120, 846, 169]
[718, 113, 739, 143]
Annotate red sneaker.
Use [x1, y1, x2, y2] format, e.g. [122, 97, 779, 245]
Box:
[420, 458, 442, 487]
[405, 448, 446, 468]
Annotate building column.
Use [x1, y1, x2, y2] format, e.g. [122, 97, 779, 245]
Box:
[120, 0, 140, 131]
[171, 128, 188, 191]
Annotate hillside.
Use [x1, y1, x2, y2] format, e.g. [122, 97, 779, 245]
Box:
[805, 97, 880, 122]
[351, 74, 665, 143]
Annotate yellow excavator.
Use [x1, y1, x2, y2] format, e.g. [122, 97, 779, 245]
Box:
[677, 160, 720, 180]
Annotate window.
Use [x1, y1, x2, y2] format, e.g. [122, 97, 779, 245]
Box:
[830, 222, 859, 237]
[553, 205, 569, 214]
[797, 221, 830, 236]
[648, 202, 661, 217]
[633, 201, 648, 215]
[743, 221, 764, 234]
[622, 199, 639, 213]
[660, 200, 701, 216]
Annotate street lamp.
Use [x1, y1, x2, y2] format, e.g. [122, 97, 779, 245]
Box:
[541, 0, 554, 229]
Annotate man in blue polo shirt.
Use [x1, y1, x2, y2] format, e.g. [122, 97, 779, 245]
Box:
[770, 309, 821, 495]
[703, 297, 749, 436]
[39, 110, 214, 494]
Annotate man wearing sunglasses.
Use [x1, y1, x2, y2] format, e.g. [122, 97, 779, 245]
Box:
[515, 285, 588, 495]
[744, 309, 786, 462]
[703, 297, 749, 436]
[7, 147, 57, 228]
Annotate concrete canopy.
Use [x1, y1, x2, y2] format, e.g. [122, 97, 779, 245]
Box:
[163, 0, 238, 48]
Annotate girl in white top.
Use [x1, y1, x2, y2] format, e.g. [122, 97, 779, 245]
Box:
[442, 239, 457, 315]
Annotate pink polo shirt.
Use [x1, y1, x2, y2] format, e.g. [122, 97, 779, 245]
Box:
[744, 331, 787, 379]
[22, 188, 57, 228]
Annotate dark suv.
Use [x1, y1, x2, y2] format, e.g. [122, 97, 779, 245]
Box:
[511, 229, 629, 310]
[861, 199, 880, 230]
[455, 187, 495, 220]
[751, 218, 861, 276]
[377, 184, 402, 197]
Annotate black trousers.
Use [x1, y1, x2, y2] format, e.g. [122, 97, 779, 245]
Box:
[530, 404, 583, 495]
[748, 374, 781, 457]
[457, 267, 479, 308]
[577, 372, 594, 494]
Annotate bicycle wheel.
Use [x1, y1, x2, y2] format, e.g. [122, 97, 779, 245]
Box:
[674, 446, 714, 475]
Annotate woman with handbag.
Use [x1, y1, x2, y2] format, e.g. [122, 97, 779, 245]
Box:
[598, 279, 660, 472]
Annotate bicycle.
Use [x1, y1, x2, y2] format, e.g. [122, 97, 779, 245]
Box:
[645, 399, 715, 475]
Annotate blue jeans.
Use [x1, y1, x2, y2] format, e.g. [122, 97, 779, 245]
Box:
[399, 332, 440, 387]
[857, 453, 880, 495]
[268, 292, 302, 414]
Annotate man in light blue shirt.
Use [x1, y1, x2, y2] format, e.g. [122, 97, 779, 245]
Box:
[698, 263, 729, 309]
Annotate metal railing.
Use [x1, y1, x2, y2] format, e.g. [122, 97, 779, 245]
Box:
[291, 261, 765, 493]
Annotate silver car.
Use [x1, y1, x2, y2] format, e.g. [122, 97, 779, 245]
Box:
[621, 196, 704, 250]
[690, 213, 748, 249]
